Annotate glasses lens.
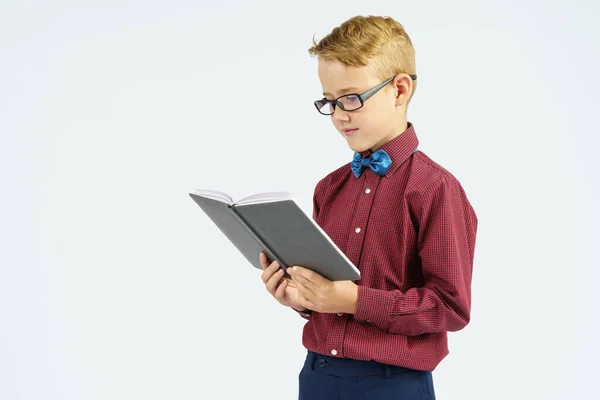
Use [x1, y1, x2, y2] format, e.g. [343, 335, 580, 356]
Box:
[315, 99, 334, 115]
[338, 94, 362, 111]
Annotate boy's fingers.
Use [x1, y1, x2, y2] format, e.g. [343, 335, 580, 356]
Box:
[259, 253, 279, 272]
[259, 252, 273, 268]
[265, 268, 285, 294]
[259, 252, 268, 269]
[284, 277, 296, 288]
[274, 278, 287, 300]
[260, 259, 280, 283]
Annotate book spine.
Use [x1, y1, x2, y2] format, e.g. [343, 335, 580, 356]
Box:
[228, 205, 289, 269]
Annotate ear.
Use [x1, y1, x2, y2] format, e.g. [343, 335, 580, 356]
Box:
[393, 74, 414, 107]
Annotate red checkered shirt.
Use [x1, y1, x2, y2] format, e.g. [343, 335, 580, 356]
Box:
[295, 122, 478, 371]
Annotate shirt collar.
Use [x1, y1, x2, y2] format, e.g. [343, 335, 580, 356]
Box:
[358, 121, 419, 178]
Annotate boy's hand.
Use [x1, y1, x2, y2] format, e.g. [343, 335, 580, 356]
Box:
[259, 252, 307, 312]
[287, 266, 358, 314]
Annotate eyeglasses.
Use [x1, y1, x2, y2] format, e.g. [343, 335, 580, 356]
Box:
[314, 74, 417, 115]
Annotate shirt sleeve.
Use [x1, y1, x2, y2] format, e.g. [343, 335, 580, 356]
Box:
[292, 307, 313, 319]
[353, 175, 478, 336]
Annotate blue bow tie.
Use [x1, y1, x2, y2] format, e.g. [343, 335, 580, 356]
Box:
[351, 149, 393, 178]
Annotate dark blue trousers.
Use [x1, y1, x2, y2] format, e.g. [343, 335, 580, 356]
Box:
[298, 350, 436, 400]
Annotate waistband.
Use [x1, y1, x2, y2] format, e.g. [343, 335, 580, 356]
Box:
[305, 350, 426, 378]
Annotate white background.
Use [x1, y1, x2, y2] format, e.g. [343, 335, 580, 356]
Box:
[1, 0, 599, 399]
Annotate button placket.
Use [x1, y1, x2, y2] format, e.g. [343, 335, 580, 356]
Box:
[331, 173, 380, 358]
[346, 174, 379, 266]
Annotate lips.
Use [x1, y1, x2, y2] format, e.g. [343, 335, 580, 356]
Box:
[343, 128, 358, 137]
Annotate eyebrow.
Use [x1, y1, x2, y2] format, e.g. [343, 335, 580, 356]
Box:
[323, 87, 361, 97]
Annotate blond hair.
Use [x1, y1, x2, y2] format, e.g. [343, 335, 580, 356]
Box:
[308, 15, 417, 104]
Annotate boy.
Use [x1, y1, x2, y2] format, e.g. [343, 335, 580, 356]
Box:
[260, 15, 477, 400]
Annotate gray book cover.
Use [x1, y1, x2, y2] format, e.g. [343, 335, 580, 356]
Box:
[189, 191, 361, 281]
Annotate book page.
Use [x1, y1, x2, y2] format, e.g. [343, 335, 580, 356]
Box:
[192, 189, 233, 205]
[235, 192, 291, 206]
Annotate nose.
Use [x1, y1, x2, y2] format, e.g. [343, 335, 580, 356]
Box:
[331, 106, 350, 123]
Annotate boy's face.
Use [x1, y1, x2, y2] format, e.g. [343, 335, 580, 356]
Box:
[317, 58, 409, 153]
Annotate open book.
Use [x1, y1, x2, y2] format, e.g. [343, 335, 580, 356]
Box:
[189, 189, 361, 281]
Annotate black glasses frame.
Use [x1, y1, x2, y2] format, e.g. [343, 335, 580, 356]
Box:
[314, 74, 417, 115]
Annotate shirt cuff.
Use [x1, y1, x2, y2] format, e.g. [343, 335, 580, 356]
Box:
[293, 307, 312, 319]
[353, 285, 394, 330]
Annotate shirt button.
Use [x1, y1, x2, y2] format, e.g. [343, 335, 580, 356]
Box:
[337, 312, 343, 316]
[355, 227, 361, 233]
[365, 188, 371, 194]
[331, 349, 338, 356]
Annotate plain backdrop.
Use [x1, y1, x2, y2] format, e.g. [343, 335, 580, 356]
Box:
[1, 0, 599, 399]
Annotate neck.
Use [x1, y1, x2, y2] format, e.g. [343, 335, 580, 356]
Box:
[369, 119, 408, 152]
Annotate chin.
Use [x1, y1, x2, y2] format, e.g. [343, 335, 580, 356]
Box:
[345, 138, 372, 153]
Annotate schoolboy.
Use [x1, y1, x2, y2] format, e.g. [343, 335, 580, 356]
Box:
[260, 15, 478, 400]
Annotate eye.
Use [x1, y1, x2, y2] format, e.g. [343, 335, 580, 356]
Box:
[345, 95, 360, 103]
